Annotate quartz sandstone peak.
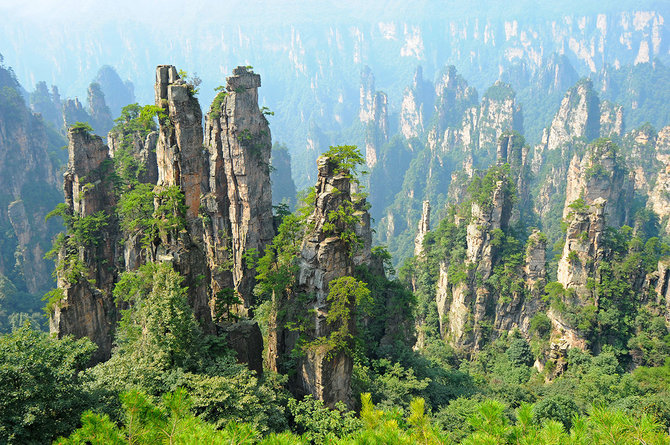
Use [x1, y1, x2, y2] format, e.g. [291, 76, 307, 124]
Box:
[414, 200, 431, 257]
[51, 127, 120, 363]
[204, 65, 274, 309]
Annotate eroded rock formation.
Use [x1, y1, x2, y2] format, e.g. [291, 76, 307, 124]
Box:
[557, 198, 608, 298]
[562, 138, 631, 227]
[204, 66, 274, 309]
[414, 200, 430, 257]
[51, 127, 120, 363]
[50, 65, 273, 370]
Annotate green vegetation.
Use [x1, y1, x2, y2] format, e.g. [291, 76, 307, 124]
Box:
[177, 69, 201, 96]
[0, 323, 96, 443]
[306, 276, 371, 358]
[44, 204, 108, 286]
[109, 103, 163, 190]
[209, 86, 227, 119]
[117, 184, 186, 258]
[70, 121, 94, 133]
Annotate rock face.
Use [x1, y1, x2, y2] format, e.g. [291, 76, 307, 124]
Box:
[359, 67, 389, 168]
[435, 174, 515, 350]
[648, 127, 670, 234]
[62, 98, 91, 133]
[270, 145, 297, 209]
[562, 139, 630, 227]
[655, 258, 670, 323]
[494, 230, 548, 334]
[51, 127, 120, 363]
[153, 65, 212, 327]
[377, 70, 522, 266]
[87, 83, 114, 138]
[0, 66, 65, 298]
[204, 66, 274, 309]
[532, 79, 628, 236]
[414, 200, 430, 257]
[364, 92, 388, 168]
[400, 66, 434, 140]
[107, 130, 159, 185]
[557, 198, 607, 298]
[155, 65, 205, 219]
[271, 156, 373, 408]
[295, 157, 356, 407]
[545, 79, 601, 154]
[49, 65, 273, 372]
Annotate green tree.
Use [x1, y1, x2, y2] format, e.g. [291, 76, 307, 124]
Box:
[56, 389, 261, 444]
[0, 323, 96, 443]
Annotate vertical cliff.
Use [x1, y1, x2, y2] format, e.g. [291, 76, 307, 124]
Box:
[532, 79, 627, 239]
[294, 156, 356, 407]
[48, 65, 272, 371]
[648, 126, 670, 235]
[153, 65, 212, 326]
[0, 64, 66, 328]
[414, 200, 430, 257]
[562, 138, 630, 227]
[400, 66, 434, 140]
[269, 153, 373, 408]
[204, 66, 274, 309]
[50, 127, 120, 362]
[557, 198, 608, 301]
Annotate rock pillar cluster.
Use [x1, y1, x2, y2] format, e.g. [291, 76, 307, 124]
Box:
[50, 66, 273, 369]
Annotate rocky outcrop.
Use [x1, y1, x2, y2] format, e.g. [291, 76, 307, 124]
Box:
[414, 200, 430, 257]
[655, 258, 670, 323]
[271, 155, 372, 408]
[87, 83, 114, 138]
[400, 66, 434, 140]
[270, 144, 297, 209]
[296, 156, 356, 407]
[493, 230, 547, 334]
[359, 66, 376, 124]
[155, 65, 205, 219]
[0, 64, 67, 330]
[557, 198, 608, 298]
[49, 65, 274, 372]
[625, 125, 657, 194]
[364, 91, 388, 168]
[50, 127, 120, 363]
[107, 130, 158, 185]
[153, 65, 212, 327]
[0, 85, 64, 295]
[648, 127, 670, 234]
[29, 81, 63, 132]
[497, 131, 529, 220]
[430, 80, 521, 165]
[563, 138, 630, 227]
[532, 80, 628, 233]
[545, 79, 601, 154]
[599, 100, 624, 138]
[432, 66, 478, 140]
[443, 175, 514, 350]
[358, 65, 389, 167]
[62, 98, 90, 133]
[204, 66, 274, 309]
[524, 230, 547, 295]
